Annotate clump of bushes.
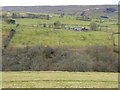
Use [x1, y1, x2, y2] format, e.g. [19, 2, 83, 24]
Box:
[4, 18, 16, 24]
[54, 21, 61, 29]
[84, 45, 118, 72]
[90, 23, 98, 31]
[2, 45, 118, 72]
[3, 29, 16, 49]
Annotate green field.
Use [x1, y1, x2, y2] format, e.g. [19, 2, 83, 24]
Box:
[2, 71, 118, 88]
[2, 6, 118, 49]
[2, 17, 118, 48]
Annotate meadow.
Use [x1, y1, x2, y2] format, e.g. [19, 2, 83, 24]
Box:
[2, 71, 118, 88]
[2, 15, 118, 48]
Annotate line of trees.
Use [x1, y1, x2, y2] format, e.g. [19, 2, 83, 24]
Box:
[2, 12, 50, 20]
[2, 45, 118, 72]
[76, 16, 91, 21]
[3, 29, 16, 49]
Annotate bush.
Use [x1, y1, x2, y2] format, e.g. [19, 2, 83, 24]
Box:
[2, 45, 118, 72]
[90, 23, 98, 31]
[4, 18, 16, 24]
[85, 45, 118, 72]
[54, 21, 61, 29]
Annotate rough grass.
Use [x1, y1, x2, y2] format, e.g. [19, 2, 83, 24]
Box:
[2, 71, 118, 88]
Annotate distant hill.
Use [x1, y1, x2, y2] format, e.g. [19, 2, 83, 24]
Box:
[2, 5, 118, 18]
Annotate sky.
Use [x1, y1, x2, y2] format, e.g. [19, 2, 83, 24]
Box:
[0, 0, 119, 6]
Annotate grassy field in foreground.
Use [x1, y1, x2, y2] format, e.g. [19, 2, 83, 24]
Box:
[2, 71, 118, 88]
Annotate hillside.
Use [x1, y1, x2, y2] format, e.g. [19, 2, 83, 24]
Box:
[2, 5, 119, 72]
[2, 5, 118, 18]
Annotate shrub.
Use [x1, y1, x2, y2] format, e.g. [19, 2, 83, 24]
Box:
[90, 23, 98, 31]
[2, 45, 118, 72]
[54, 21, 61, 29]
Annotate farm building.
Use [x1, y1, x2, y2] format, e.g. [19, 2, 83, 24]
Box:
[65, 26, 88, 31]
